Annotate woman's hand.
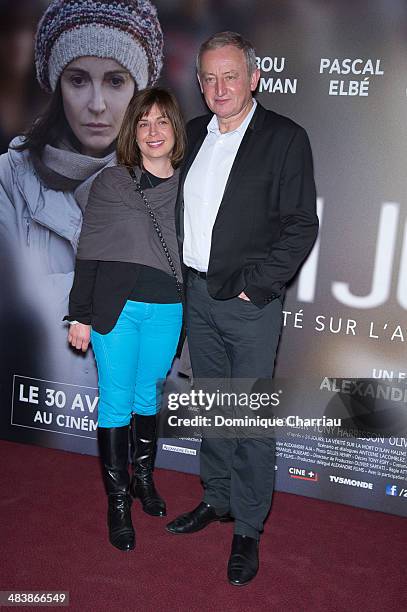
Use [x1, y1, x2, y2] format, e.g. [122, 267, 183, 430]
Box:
[68, 323, 91, 352]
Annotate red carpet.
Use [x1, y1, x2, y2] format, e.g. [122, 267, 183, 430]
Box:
[1, 440, 406, 612]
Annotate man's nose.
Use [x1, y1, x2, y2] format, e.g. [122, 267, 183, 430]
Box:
[88, 84, 107, 114]
[215, 77, 226, 97]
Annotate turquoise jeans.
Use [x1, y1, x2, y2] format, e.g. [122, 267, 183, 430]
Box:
[91, 300, 183, 428]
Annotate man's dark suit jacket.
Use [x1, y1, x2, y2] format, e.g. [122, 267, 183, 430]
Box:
[176, 102, 319, 308]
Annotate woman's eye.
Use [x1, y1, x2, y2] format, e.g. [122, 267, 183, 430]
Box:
[110, 76, 125, 87]
[70, 76, 85, 86]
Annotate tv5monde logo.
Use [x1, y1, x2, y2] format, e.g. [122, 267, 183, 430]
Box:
[385, 484, 407, 498]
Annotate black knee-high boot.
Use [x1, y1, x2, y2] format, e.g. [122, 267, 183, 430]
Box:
[98, 426, 135, 551]
[130, 414, 166, 517]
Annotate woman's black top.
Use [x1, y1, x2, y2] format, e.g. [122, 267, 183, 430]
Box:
[66, 168, 182, 334]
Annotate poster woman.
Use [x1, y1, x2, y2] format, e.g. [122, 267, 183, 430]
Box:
[0, 0, 163, 399]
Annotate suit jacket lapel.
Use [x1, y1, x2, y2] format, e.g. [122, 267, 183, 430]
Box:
[221, 103, 266, 199]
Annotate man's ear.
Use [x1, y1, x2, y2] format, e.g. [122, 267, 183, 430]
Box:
[250, 68, 261, 92]
[197, 73, 203, 93]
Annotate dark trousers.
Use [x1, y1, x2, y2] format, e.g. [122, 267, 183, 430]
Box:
[186, 272, 283, 539]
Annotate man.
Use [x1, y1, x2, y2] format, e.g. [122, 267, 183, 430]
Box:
[166, 31, 318, 585]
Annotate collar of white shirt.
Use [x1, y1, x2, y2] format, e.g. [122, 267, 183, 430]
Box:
[207, 98, 258, 136]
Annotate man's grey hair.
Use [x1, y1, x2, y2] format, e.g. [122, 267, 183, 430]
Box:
[196, 31, 257, 76]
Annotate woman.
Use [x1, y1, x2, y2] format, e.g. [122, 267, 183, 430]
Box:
[66, 87, 185, 551]
[0, 0, 163, 426]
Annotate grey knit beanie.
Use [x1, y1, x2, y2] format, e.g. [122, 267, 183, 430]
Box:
[35, 0, 163, 93]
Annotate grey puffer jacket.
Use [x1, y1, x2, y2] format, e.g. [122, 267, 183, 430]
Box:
[0, 138, 98, 388]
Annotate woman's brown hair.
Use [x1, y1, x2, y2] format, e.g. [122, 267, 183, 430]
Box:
[12, 81, 81, 154]
[117, 87, 186, 169]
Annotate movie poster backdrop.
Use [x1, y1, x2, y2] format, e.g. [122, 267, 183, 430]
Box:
[1, 1, 406, 516]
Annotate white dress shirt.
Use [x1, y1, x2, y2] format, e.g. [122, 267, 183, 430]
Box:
[183, 99, 257, 272]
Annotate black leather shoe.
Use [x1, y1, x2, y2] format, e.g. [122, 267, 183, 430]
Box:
[227, 535, 259, 586]
[165, 502, 231, 534]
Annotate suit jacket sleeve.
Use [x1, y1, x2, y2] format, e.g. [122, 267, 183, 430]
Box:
[244, 126, 318, 305]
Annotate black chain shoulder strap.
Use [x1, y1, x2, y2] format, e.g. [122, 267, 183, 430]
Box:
[128, 167, 183, 299]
